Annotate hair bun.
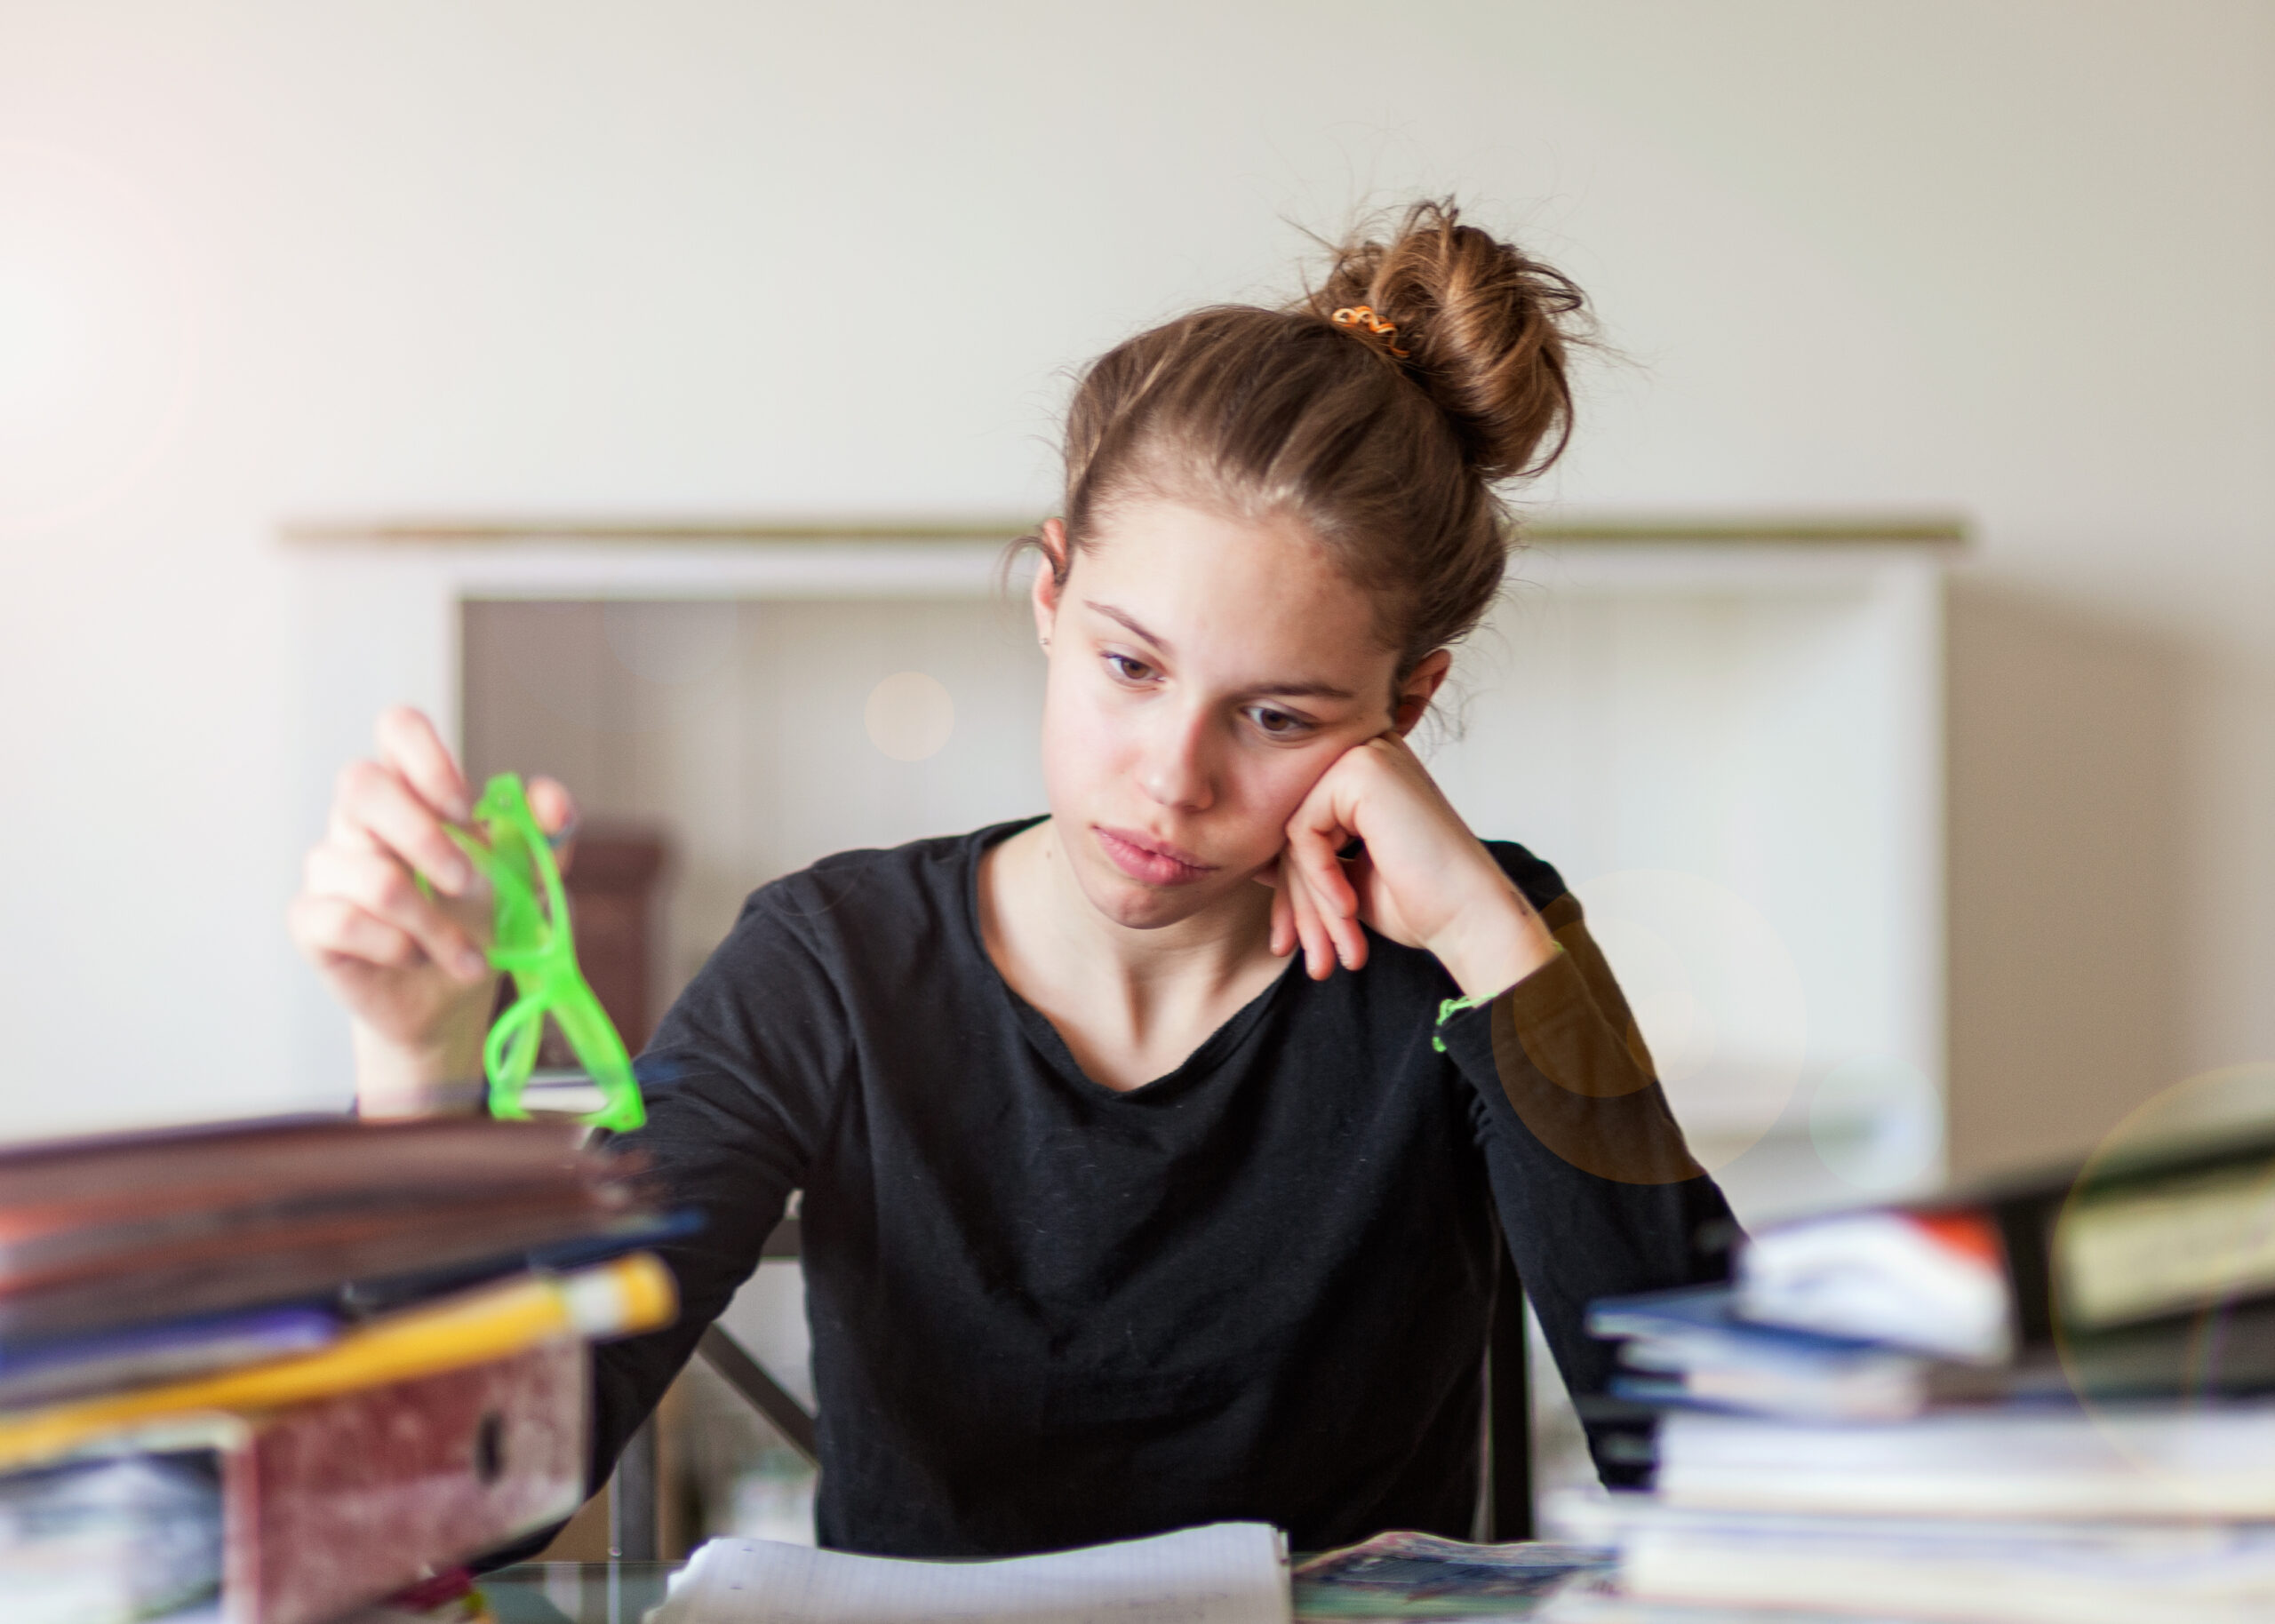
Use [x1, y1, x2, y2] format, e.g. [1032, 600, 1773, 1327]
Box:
[1304, 200, 1588, 482]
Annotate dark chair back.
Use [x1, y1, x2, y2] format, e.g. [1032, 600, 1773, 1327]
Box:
[1481, 1228, 1533, 1541]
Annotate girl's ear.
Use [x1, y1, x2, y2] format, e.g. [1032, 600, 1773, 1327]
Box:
[1031, 519, 1071, 647]
[1391, 649, 1452, 736]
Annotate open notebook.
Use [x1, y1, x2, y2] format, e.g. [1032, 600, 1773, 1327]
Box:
[648, 1522, 1289, 1624]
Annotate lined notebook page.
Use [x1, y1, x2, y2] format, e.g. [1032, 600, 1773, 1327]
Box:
[648, 1522, 1289, 1624]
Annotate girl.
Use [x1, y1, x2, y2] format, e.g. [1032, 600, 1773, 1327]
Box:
[290, 201, 1732, 1558]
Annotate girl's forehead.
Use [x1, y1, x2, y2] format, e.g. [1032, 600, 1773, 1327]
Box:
[1074, 503, 1395, 688]
[1082, 500, 1351, 601]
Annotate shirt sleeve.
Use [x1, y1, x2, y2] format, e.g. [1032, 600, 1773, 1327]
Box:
[1438, 871, 1740, 1486]
[584, 880, 856, 1499]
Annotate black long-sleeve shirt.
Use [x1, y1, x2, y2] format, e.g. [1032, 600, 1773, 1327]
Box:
[585, 818, 1732, 1556]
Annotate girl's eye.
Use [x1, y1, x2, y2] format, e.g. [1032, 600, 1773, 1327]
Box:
[1104, 653, 1153, 683]
[1247, 706, 1312, 738]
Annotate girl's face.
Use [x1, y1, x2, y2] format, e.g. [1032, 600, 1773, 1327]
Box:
[1032, 498, 1442, 934]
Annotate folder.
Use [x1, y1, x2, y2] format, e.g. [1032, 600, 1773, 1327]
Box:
[1734, 1123, 2275, 1361]
[21, 1334, 589, 1624]
[0, 1255, 674, 1624]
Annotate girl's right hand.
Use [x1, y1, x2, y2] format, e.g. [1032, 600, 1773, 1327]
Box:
[286, 706, 577, 1114]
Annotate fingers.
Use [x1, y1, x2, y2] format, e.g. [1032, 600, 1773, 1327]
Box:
[1282, 765, 1363, 919]
[1286, 859, 1334, 980]
[1288, 819, 1361, 921]
[525, 775, 579, 839]
[331, 757, 475, 896]
[301, 844, 491, 982]
[1277, 844, 1369, 981]
[1271, 752, 1378, 976]
[1285, 820, 1368, 975]
[524, 775, 581, 872]
[288, 892, 414, 969]
[376, 706, 472, 823]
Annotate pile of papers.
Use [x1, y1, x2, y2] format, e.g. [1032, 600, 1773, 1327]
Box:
[1549, 1126, 2275, 1621]
[0, 1114, 675, 1624]
[652, 1523, 1289, 1624]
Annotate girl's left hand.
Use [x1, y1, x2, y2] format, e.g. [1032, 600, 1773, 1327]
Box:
[1266, 733, 1557, 999]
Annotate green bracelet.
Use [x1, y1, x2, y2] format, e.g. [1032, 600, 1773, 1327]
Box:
[1431, 994, 1484, 1054]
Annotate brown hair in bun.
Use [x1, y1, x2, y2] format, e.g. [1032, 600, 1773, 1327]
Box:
[1047, 199, 1591, 680]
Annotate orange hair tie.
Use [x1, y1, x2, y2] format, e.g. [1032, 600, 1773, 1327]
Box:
[1329, 304, 1409, 359]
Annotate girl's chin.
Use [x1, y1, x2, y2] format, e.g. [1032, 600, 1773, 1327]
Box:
[1076, 864, 1235, 930]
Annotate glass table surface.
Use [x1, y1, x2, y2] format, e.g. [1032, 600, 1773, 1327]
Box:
[483, 1563, 684, 1624]
[474, 1552, 1608, 1623]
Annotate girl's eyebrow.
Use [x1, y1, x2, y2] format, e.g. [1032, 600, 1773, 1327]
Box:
[1084, 600, 1172, 655]
[1082, 600, 1357, 702]
[1251, 679, 1358, 702]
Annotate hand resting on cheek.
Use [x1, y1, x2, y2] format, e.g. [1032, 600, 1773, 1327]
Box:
[1262, 727, 1559, 1000]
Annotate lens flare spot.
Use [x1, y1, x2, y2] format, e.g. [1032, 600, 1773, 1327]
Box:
[1574, 868, 1808, 1171]
[864, 671, 954, 761]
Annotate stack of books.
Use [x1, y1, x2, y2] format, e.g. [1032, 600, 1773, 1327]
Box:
[0, 1115, 677, 1624]
[1550, 1125, 2275, 1621]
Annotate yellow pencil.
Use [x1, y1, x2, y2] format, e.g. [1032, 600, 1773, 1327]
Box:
[0, 1252, 675, 1472]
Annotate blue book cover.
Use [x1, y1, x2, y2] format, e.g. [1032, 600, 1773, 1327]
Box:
[0, 1307, 339, 1411]
[1587, 1284, 1899, 1362]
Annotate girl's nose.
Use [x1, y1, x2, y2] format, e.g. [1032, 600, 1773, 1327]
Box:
[1140, 705, 1215, 813]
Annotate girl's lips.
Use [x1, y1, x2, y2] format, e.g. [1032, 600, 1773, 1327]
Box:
[1094, 826, 1213, 886]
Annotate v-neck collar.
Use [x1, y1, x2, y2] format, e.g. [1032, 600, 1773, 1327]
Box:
[958, 819, 1302, 1103]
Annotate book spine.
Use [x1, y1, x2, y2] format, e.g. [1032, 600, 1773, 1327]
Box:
[1992, 1188, 2062, 1348]
[228, 1333, 587, 1624]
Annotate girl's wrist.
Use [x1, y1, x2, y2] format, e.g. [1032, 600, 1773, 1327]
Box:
[351, 1007, 491, 1119]
[1427, 882, 1557, 1003]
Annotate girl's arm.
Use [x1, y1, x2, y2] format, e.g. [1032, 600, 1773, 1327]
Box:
[1442, 864, 1736, 1485]
[293, 712, 836, 1559]
[1268, 736, 1734, 1483]
[1266, 733, 1722, 1199]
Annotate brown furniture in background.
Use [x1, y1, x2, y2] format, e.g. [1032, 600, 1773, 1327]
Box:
[562, 829, 668, 1048]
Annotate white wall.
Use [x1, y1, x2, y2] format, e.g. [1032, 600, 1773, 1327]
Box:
[2, 1, 2270, 1160]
